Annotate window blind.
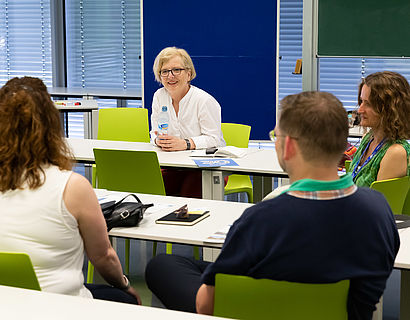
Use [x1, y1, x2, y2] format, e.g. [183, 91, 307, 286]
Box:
[279, 0, 410, 110]
[65, 0, 142, 137]
[0, 0, 52, 86]
[278, 0, 303, 102]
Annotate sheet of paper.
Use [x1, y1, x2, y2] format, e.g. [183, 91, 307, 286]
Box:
[204, 224, 232, 244]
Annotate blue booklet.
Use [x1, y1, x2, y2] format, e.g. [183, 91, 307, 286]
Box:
[193, 158, 239, 168]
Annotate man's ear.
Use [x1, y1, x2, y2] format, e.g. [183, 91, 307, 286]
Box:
[283, 136, 298, 160]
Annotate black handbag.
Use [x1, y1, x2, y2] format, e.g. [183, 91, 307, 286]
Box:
[100, 194, 153, 231]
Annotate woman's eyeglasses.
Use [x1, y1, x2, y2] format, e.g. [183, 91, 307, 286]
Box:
[160, 68, 185, 78]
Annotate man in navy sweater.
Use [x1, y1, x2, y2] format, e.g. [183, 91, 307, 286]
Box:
[145, 91, 399, 319]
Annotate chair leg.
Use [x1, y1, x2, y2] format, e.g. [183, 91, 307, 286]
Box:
[193, 246, 200, 260]
[92, 164, 97, 188]
[152, 241, 157, 257]
[125, 239, 130, 275]
[152, 242, 172, 255]
[87, 261, 94, 284]
[247, 190, 253, 203]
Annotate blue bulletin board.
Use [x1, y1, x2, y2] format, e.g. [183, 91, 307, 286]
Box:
[143, 1, 278, 140]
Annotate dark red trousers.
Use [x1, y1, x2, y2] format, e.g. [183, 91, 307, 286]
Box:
[161, 169, 202, 198]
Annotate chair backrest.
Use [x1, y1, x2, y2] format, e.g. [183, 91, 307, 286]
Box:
[97, 108, 150, 142]
[345, 160, 352, 172]
[403, 188, 410, 215]
[93, 148, 166, 195]
[0, 252, 41, 291]
[214, 274, 349, 320]
[221, 123, 251, 148]
[370, 176, 410, 215]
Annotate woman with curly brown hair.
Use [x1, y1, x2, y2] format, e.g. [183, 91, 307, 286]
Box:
[0, 77, 140, 304]
[347, 71, 410, 187]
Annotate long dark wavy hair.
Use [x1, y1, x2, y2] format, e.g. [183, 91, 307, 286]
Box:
[0, 77, 73, 191]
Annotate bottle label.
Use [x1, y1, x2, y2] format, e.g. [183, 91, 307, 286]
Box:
[158, 123, 169, 131]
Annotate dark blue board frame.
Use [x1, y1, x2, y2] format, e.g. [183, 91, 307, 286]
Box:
[143, 1, 277, 140]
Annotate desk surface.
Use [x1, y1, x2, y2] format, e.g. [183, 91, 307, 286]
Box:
[395, 227, 410, 269]
[0, 285, 226, 320]
[67, 138, 287, 177]
[103, 190, 410, 269]
[100, 190, 252, 248]
[49, 87, 142, 100]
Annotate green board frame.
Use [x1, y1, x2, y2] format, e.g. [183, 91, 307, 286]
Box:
[318, 0, 410, 57]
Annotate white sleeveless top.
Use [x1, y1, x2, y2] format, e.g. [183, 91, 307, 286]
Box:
[0, 166, 92, 298]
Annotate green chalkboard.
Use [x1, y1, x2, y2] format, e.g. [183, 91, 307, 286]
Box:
[318, 0, 410, 57]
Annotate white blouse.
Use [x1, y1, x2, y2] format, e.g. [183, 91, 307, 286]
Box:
[150, 86, 225, 149]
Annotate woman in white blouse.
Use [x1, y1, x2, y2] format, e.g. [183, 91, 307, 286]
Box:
[150, 47, 225, 197]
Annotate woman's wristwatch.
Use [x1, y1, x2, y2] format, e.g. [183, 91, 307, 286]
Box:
[184, 138, 191, 150]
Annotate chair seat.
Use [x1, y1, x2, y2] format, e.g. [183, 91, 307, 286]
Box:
[224, 174, 253, 203]
[221, 123, 253, 203]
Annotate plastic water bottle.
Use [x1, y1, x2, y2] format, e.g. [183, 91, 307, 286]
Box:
[157, 105, 169, 135]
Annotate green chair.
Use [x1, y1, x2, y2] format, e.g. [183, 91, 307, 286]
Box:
[221, 123, 253, 203]
[89, 148, 170, 283]
[403, 188, 410, 216]
[370, 176, 410, 215]
[345, 160, 352, 172]
[214, 274, 349, 320]
[94, 148, 166, 195]
[92, 107, 150, 187]
[97, 107, 150, 142]
[90, 108, 154, 283]
[0, 252, 41, 291]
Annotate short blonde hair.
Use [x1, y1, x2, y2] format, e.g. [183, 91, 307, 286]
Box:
[153, 47, 196, 83]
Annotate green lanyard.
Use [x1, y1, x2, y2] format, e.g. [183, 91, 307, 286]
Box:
[283, 174, 354, 194]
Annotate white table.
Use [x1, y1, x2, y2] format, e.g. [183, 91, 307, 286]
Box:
[0, 285, 226, 320]
[56, 101, 99, 139]
[394, 227, 410, 319]
[48, 87, 142, 100]
[100, 191, 252, 249]
[67, 138, 287, 201]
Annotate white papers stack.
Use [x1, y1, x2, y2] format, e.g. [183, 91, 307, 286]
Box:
[204, 225, 232, 244]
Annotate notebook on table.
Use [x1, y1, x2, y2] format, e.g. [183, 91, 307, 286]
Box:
[156, 210, 210, 226]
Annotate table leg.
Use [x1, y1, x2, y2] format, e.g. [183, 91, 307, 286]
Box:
[400, 270, 410, 319]
[203, 248, 221, 262]
[202, 170, 224, 200]
[202, 170, 224, 261]
[253, 176, 273, 202]
[91, 110, 98, 139]
[83, 112, 92, 139]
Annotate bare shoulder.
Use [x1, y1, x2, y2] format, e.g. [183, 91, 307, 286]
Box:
[63, 172, 99, 220]
[378, 143, 408, 180]
[383, 143, 407, 161]
[65, 172, 93, 196]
